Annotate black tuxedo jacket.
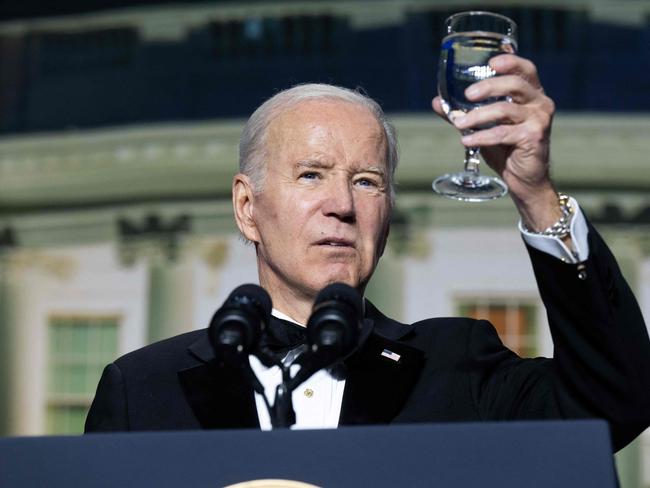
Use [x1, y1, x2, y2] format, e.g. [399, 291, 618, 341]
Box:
[85, 224, 650, 451]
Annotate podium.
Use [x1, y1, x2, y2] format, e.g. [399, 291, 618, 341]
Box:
[0, 420, 617, 487]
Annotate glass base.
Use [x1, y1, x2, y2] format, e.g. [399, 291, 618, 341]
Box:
[432, 171, 508, 202]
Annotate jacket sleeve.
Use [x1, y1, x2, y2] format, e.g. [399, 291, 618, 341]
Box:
[470, 220, 650, 451]
[84, 362, 130, 432]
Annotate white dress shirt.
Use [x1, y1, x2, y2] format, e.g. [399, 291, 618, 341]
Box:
[249, 309, 346, 431]
[519, 197, 589, 263]
[250, 200, 590, 430]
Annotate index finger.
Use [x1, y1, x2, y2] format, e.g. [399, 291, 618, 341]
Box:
[489, 54, 542, 90]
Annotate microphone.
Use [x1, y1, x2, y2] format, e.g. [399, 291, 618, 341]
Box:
[306, 282, 363, 359]
[286, 282, 362, 392]
[208, 284, 272, 358]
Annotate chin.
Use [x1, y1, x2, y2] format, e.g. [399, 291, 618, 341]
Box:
[313, 268, 360, 291]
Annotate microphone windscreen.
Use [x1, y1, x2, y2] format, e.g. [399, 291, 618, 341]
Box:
[228, 284, 272, 316]
[314, 283, 362, 318]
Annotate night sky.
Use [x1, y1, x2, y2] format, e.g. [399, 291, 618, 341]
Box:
[0, 0, 273, 21]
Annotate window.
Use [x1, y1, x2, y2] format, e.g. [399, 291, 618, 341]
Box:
[34, 27, 137, 76]
[209, 14, 342, 59]
[426, 7, 587, 55]
[46, 316, 119, 434]
[458, 300, 537, 357]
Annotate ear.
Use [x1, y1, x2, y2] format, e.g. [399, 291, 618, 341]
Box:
[232, 174, 261, 243]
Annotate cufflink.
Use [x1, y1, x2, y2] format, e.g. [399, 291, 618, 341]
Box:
[577, 263, 588, 280]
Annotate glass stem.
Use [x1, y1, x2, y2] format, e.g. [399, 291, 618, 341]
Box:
[463, 146, 481, 180]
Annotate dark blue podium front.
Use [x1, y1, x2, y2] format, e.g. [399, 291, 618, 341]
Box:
[0, 420, 616, 487]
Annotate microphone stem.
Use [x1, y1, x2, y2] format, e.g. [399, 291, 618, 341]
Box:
[271, 381, 296, 428]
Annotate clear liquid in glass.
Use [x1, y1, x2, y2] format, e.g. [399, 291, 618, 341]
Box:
[438, 31, 516, 125]
[432, 11, 517, 202]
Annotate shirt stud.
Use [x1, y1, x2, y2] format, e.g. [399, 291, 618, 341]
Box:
[304, 388, 314, 398]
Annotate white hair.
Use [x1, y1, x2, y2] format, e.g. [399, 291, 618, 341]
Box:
[238, 83, 398, 204]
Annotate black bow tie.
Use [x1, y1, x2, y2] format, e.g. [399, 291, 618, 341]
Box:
[261, 317, 307, 356]
[262, 316, 347, 379]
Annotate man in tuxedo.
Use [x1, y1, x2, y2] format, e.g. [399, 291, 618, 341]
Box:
[85, 54, 650, 451]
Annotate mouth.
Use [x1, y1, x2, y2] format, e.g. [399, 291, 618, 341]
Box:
[315, 237, 355, 248]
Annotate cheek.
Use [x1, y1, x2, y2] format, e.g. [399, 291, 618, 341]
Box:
[357, 226, 388, 267]
[260, 193, 317, 243]
[359, 203, 389, 239]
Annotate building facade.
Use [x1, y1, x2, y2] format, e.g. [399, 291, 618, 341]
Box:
[0, 1, 649, 486]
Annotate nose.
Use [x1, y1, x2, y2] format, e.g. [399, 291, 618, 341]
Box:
[322, 180, 356, 223]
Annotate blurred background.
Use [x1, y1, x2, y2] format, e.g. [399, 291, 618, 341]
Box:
[0, 0, 648, 486]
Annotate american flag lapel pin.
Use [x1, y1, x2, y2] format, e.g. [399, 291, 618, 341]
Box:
[381, 348, 401, 362]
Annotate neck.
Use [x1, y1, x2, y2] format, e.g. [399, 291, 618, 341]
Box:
[272, 307, 306, 326]
[258, 271, 315, 326]
[266, 287, 313, 326]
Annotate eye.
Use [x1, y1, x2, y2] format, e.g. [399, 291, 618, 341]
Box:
[355, 177, 379, 188]
[299, 171, 320, 180]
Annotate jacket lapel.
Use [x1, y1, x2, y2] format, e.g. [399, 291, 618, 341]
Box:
[177, 303, 425, 430]
[177, 333, 260, 429]
[339, 302, 425, 426]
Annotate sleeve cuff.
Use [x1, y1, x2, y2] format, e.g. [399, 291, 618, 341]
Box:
[519, 197, 589, 264]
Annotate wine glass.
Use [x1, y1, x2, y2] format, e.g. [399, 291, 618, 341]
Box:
[432, 11, 517, 202]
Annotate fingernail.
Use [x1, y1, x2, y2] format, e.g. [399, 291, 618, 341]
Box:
[466, 86, 480, 99]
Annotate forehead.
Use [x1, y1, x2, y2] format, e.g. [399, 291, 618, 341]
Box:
[264, 99, 387, 164]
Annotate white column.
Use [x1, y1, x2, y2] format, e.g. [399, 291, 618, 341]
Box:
[147, 258, 196, 343]
[117, 215, 197, 344]
[0, 254, 16, 435]
[0, 251, 46, 435]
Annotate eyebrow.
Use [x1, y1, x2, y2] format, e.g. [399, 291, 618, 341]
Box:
[359, 166, 387, 178]
[295, 160, 386, 178]
[296, 160, 334, 169]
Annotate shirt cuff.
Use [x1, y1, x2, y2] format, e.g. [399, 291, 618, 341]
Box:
[519, 197, 589, 264]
